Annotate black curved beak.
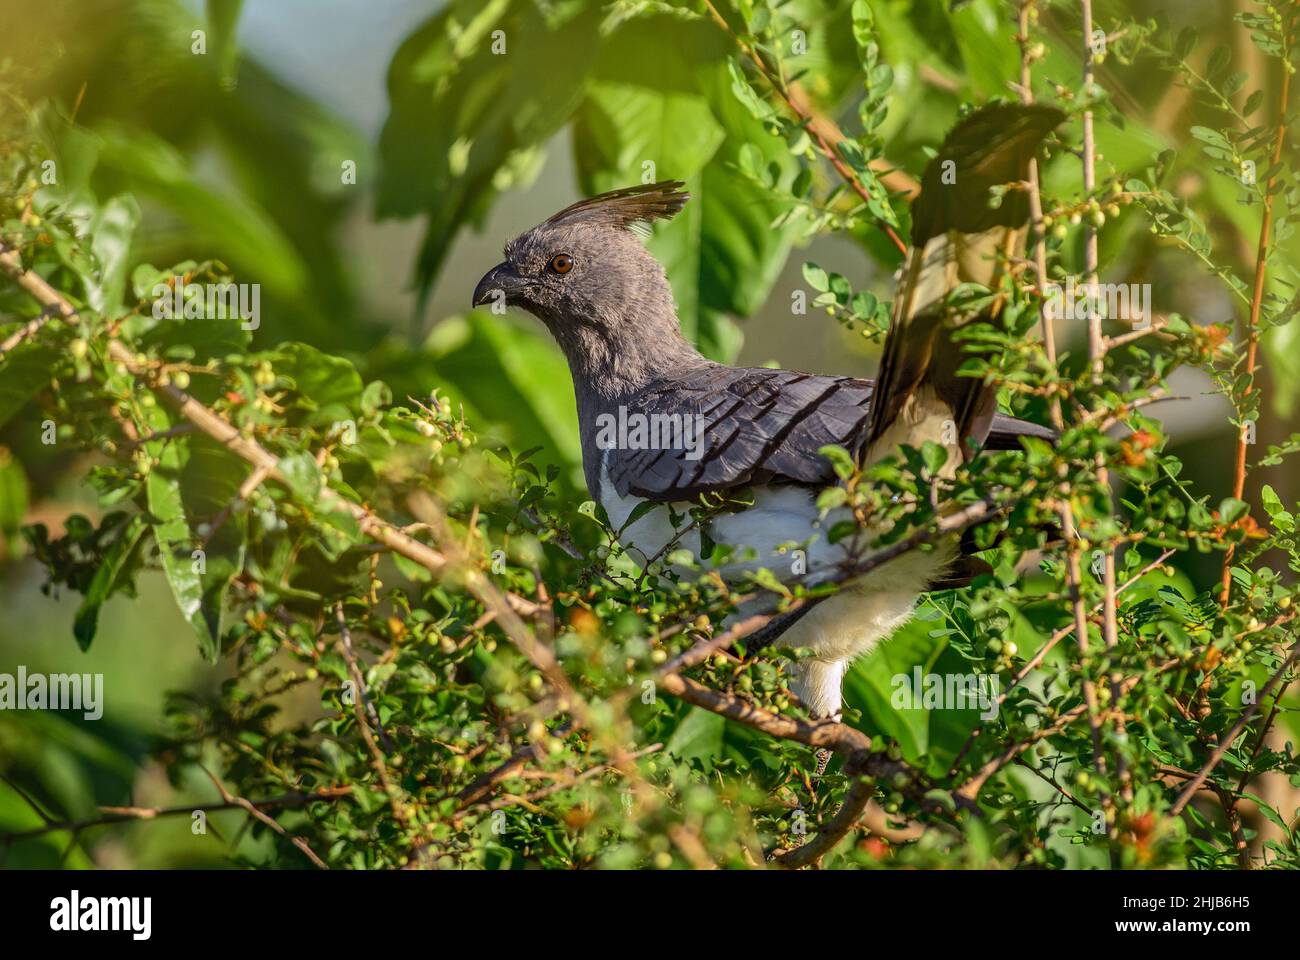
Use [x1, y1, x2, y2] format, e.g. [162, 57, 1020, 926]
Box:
[472, 262, 523, 309]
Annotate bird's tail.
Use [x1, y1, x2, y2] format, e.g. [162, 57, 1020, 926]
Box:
[862, 103, 1064, 474]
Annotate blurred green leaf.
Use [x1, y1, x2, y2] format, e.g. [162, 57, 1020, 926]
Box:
[0, 344, 58, 428]
[378, 0, 598, 304]
[73, 514, 146, 651]
[84, 194, 140, 317]
[207, 0, 244, 90]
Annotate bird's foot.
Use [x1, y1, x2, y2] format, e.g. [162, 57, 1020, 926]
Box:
[814, 749, 832, 777]
[811, 711, 842, 777]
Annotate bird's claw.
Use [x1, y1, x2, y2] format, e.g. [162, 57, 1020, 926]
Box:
[814, 748, 832, 777]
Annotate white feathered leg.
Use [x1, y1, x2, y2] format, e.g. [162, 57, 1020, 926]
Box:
[789, 658, 846, 775]
[789, 657, 847, 721]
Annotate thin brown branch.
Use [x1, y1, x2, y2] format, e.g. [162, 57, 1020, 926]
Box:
[0, 248, 543, 621]
[335, 603, 395, 754]
[773, 777, 875, 868]
[1221, 31, 1292, 604]
[950, 546, 1178, 772]
[658, 672, 960, 867]
[1105, 319, 1171, 349]
[1014, 757, 1092, 813]
[1170, 636, 1300, 817]
[1014, 0, 1109, 809]
[701, 0, 912, 254]
[2, 785, 352, 855]
[407, 490, 586, 720]
[477, 744, 664, 814]
[1078, 0, 1126, 825]
[0, 301, 71, 358]
[199, 768, 331, 870]
[451, 486, 1014, 868]
[956, 663, 1170, 802]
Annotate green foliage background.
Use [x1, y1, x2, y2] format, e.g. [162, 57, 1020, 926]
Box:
[1, 0, 1299, 869]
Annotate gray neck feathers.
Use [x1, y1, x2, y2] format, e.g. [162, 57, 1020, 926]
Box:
[562, 311, 702, 403]
[546, 256, 708, 496]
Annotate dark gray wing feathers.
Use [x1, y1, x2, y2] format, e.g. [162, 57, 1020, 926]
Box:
[607, 367, 873, 500]
[604, 365, 1050, 502]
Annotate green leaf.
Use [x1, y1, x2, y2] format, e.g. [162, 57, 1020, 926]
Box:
[0, 344, 59, 428]
[575, 83, 725, 188]
[572, 24, 729, 348]
[1240, 792, 1290, 835]
[142, 308, 251, 375]
[145, 426, 239, 662]
[277, 451, 323, 502]
[149, 473, 216, 660]
[432, 314, 581, 471]
[276, 451, 362, 560]
[360, 380, 392, 416]
[842, 623, 936, 761]
[572, 17, 802, 360]
[377, 1, 597, 297]
[620, 500, 661, 532]
[816, 486, 848, 511]
[802, 262, 829, 291]
[0, 450, 28, 540]
[276, 342, 364, 425]
[1258, 485, 1294, 533]
[31, 108, 101, 224]
[207, 0, 244, 90]
[73, 515, 147, 651]
[392, 551, 433, 583]
[665, 706, 726, 766]
[1190, 126, 1231, 150]
[83, 195, 140, 318]
[1218, 497, 1249, 524]
[818, 444, 856, 480]
[180, 435, 249, 657]
[921, 440, 950, 476]
[96, 126, 311, 306]
[949, 0, 1019, 97]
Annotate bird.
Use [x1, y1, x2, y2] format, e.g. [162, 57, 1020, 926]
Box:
[472, 103, 1064, 724]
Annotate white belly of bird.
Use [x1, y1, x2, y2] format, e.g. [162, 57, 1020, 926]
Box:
[598, 456, 955, 718]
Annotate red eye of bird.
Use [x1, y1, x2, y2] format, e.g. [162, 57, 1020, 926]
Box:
[549, 253, 573, 275]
